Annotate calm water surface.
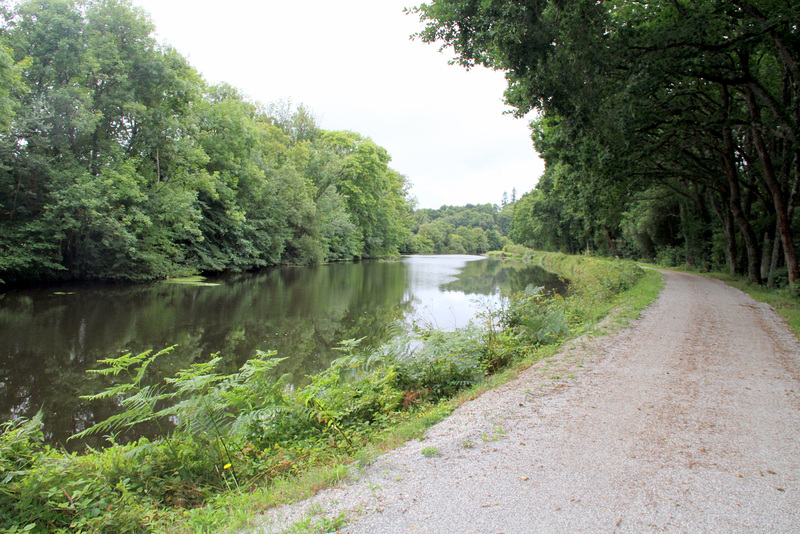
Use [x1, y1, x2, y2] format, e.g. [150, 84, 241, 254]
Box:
[0, 255, 565, 448]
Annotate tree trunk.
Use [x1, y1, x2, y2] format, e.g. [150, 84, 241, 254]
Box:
[744, 87, 800, 285]
[726, 168, 762, 284]
[768, 219, 783, 288]
[603, 225, 617, 258]
[761, 226, 773, 281]
[679, 200, 695, 267]
[709, 189, 737, 275]
[722, 84, 761, 283]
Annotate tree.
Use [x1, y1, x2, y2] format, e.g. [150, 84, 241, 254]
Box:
[0, 0, 210, 282]
[0, 0, 414, 285]
[511, 166, 587, 254]
[413, 0, 800, 285]
[0, 42, 24, 132]
[319, 131, 412, 258]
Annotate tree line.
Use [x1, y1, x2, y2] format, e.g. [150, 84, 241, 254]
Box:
[0, 0, 414, 285]
[415, 0, 799, 287]
[408, 202, 515, 254]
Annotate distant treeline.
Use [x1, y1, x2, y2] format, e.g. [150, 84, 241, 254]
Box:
[0, 0, 414, 285]
[408, 202, 516, 255]
[416, 1, 800, 287]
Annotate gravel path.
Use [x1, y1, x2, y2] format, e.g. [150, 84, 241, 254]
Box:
[256, 270, 800, 533]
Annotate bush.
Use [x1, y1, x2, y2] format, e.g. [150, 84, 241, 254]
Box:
[502, 243, 530, 257]
[0, 415, 161, 533]
[386, 326, 486, 401]
[501, 285, 569, 346]
[1, 253, 648, 532]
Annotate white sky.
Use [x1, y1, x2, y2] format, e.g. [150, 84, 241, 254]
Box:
[131, 0, 544, 209]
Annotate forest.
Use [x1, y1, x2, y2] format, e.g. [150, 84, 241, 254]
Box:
[0, 0, 421, 285]
[5, 0, 797, 290]
[415, 0, 800, 288]
[410, 201, 516, 254]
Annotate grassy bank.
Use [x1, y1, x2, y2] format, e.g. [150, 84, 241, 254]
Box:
[0, 253, 662, 534]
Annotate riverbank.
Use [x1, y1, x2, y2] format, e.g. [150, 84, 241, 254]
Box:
[3, 255, 556, 450]
[0, 253, 661, 533]
[262, 268, 800, 533]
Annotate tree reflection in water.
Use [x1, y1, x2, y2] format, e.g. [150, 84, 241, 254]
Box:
[0, 256, 565, 449]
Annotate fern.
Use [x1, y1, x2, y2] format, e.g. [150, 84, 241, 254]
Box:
[71, 346, 177, 442]
[161, 357, 228, 437]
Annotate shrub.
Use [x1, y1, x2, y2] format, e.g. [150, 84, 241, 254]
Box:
[1, 253, 648, 532]
[383, 326, 486, 401]
[501, 285, 569, 346]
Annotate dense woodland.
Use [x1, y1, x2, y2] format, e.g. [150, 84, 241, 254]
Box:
[411, 200, 516, 254]
[0, 0, 423, 285]
[5, 0, 797, 290]
[416, 0, 800, 287]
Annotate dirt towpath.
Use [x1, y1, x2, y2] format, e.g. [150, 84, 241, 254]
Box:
[257, 270, 800, 533]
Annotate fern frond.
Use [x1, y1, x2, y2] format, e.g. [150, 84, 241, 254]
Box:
[0, 411, 44, 450]
[70, 348, 176, 442]
[165, 356, 226, 396]
[333, 337, 366, 355]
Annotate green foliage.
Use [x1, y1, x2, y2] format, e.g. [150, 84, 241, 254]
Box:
[0, 254, 654, 532]
[420, 446, 440, 458]
[409, 203, 510, 254]
[535, 252, 646, 327]
[386, 327, 486, 401]
[501, 285, 568, 346]
[0, 42, 25, 132]
[0, 0, 414, 286]
[299, 356, 402, 440]
[0, 414, 157, 533]
[72, 347, 176, 441]
[414, 0, 800, 287]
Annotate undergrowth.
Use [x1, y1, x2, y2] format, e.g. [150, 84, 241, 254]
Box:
[0, 252, 656, 533]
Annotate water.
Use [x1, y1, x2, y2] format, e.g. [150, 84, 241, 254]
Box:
[0, 255, 565, 448]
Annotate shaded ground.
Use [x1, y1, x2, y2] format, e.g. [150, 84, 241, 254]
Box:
[257, 270, 800, 533]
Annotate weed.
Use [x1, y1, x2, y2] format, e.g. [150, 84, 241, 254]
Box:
[367, 481, 383, 497]
[1, 252, 662, 533]
[421, 446, 441, 458]
[317, 511, 348, 532]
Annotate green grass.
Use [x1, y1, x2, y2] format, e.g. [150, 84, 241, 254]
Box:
[1, 251, 665, 534]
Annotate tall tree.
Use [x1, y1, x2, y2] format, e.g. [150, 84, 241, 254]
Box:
[413, 0, 800, 284]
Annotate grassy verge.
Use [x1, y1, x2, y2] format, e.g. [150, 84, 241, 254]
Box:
[0, 253, 662, 534]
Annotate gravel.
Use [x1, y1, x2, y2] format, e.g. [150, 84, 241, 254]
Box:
[254, 270, 800, 533]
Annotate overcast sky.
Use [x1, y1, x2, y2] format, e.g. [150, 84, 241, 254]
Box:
[131, 0, 544, 209]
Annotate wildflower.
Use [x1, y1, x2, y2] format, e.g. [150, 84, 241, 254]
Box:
[223, 463, 232, 470]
